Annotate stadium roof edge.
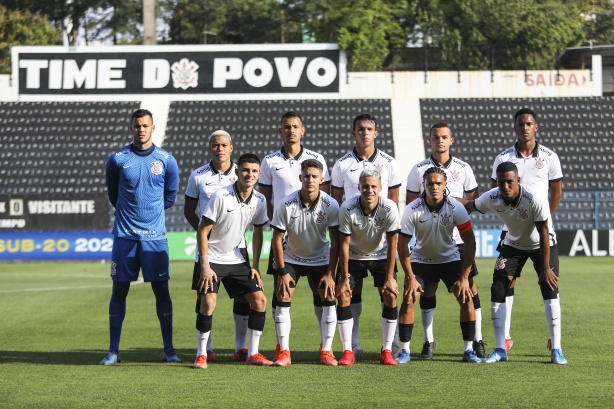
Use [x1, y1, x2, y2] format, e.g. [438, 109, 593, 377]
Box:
[561, 44, 614, 69]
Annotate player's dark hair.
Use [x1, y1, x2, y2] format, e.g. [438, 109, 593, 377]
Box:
[131, 109, 153, 123]
[237, 153, 261, 167]
[353, 113, 377, 130]
[429, 122, 451, 134]
[281, 111, 303, 125]
[301, 159, 323, 173]
[496, 161, 518, 175]
[421, 167, 448, 200]
[514, 108, 537, 123]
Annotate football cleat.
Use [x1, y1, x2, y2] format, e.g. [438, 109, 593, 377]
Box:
[396, 349, 411, 364]
[162, 351, 182, 363]
[338, 350, 355, 366]
[352, 341, 364, 358]
[319, 350, 338, 366]
[273, 350, 291, 367]
[380, 349, 398, 366]
[207, 350, 215, 363]
[233, 348, 248, 362]
[505, 338, 514, 351]
[473, 340, 487, 358]
[246, 353, 274, 366]
[550, 348, 568, 365]
[462, 349, 481, 363]
[420, 341, 436, 359]
[193, 355, 207, 369]
[482, 348, 508, 364]
[100, 351, 120, 366]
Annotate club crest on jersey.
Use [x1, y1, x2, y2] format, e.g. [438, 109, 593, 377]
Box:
[517, 207, 528, 219]
[151, 161, 163, 175]
[315, 211, 326, 224]
[495, 257, 507, 270]
[440, 213, 452, 226]
[374, 216, 385, 229]
[171, 58, 199, 90]
[534, 157, 546, 170]
[372, 163, 384, 172]
[449, 170, 460, 183]
[110, 261, 117, 276]
[248, 205, 257, 219]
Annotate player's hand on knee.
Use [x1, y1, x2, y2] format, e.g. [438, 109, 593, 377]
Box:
[199, 267, 217, 292]
[383, 277, 399, 297]
[275, 270, 294, 300]
[335, 279, 352, 299]
[319, 274, 336, 301]
[403, 277, 422, 305]
[452, 278, 473, 304]
[250, 268, 264, 290]
[539, 268, 558, 291]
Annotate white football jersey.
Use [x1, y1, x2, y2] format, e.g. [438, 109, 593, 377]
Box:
[259, 146, 331, 209]
[271, 190, 339, 266]
[474, 185, 556, 250]
[331, 148, 402, 200]
[400, 196, 470, 264]
[202, 184, 268, 264]
[338, 196, 401, 260]
[491, 142, 563, 206]
[185, 162, 238, 219]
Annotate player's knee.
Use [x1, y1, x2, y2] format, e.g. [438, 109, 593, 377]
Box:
[420, 295, 436, 310]
[249, 291, 267, 312]
[337, 292, 351, 307]
[539, 283, 559, 300]
[151, 280, 171, 301]
[491, 276, 510, 303]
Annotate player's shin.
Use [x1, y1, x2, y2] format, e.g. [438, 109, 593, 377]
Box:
[233, 301, 250, 352]
[274, 302, 291, 351]
[381, 306, 398, 351]
[320, 301, 337, 351]
[543, 294, 562, 349]
[420, 296, 436, 343]
[248, 310, 266, 357]
[336, 305, 353, 352]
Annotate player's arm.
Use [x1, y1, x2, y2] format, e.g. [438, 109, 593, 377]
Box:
[387, 186, 400, 204]
[335, 234, 352, 298]
[321, 227, 339, 300]
[548, 180, 562, 215]
[462, 199, 477, 214]
[455, 225, 476, 303]
[272, 227, 293, 299]
[397, 233, 422, 305]
[105, 157, 119, 208]
[259, 185, 274, 220]
[196, 217, 216, 292]
[251, 224, 265, 290]
[382, 232, 399, 297]
[319, 182, 331, 194]
[464, 189, 479, 201]
[331, 186, 344, 206]
[405, 191, 419, 206]
[184, 196, 200, 231]
[535, 220, 557, 291]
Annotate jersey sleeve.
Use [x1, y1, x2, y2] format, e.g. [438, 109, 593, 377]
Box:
[388, 159, 402, 189]
[399, 205, 415, 237]
[258, 157, 273, 187]
[531, 196, 550, 223]
[185, 170, 199, 199]
[252, 197, 269, 227]
[491, 155, 502, 181]
[406, 164, 421, 193]
[386, 203, 401, 233]
[164, 155, 179, 210]
[548, 152, 564, 181]
[320, 156, 331, 184]
[328, 200, 340, 229]
[105, 154, 119, 208]
[203, 190, 221, 222]
[337, 203, 351, 235]
[331, 160, 344, 189]
[463, 165, 479, 192]
[270, 201, 287, 231]
[473, 191, 491, 214]
[452, 199, 471, 226]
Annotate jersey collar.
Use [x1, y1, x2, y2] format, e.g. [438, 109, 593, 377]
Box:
[352, 147, 379, 163]
[299, 191, 320, 211]
[502, 185, 524, 208]
[281, 145, 304, 160]
[513, 141, 540, 158]
[130, 144, 155, 157]
[209, 161, 235, 175]
[232, 182, 254, 204]
[429, 154, 453, 168]
[358, 196, 380, 217]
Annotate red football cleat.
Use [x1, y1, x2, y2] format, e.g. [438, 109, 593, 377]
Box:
[274, 350, 291, 367]
[194, 355, 207, 369]
[380, 349, 398, 366]
[505, 338, 514, 351]
[338, 350, 355, 366]
[320, 350, 338, 366]
[246, 353, 274, 366]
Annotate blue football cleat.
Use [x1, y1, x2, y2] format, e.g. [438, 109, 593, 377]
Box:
[162, 350, 182, 363]
[482, 348, 508, 363]
[100, 351, 120, 365]
[396, 349, 411, 364]
[462, 349, 481, 363]
[550, 348, 567, 365]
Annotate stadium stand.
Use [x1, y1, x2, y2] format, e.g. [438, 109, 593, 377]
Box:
[420, 97, 614, 229]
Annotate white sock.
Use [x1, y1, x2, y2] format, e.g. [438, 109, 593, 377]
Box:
[381, 317, 397, 351]
[274, 306, 291, 351]
[233, 313, 249, 352]
[350, 303, 362, 345]
[248, 328, 263, 357]
[314, 305, 323, 344]
[474, 308, 483, 341]
[401, 341, 410, 351]
[382, 302, 399, 345]
[491, 302, 507, 351]
[464, 340, 473, 352]
[320, 305, 337, 351]
[505, 295, 514, 339]
[197, 330, 210, 357]
[337, 318, 354, 352]
[421, 308, 436, 343]
[544, 296, 562, 349]
[272, 306, 279, 346]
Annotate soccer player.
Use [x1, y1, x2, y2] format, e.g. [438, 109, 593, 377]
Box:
[258, 111, 330, 359]
[405, 123, 486, 359]
[101, 109, 180, 365]
[270, 159, 340, 366]
[335, 168, 401, 366]
[491, 108, 563, 351]
[465, 161, 567, 365]
[331, 113, 402, 357]
[194, 153, 273, 368]
[184, 130, 251, 363]
[397, 167, 479, 364]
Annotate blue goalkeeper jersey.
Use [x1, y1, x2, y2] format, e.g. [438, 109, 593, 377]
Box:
[106, 144, 179, 241]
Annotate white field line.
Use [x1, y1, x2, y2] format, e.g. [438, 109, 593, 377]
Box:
[0, 277, 144, 293]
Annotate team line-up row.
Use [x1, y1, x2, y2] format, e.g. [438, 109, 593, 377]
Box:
[100, 109, 566, 368]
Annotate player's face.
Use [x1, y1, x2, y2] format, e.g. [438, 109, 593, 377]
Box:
[423, 173, 447, 202]
[299, 167, 323, 194]
[429, 127, 453, 155]
[514, 114, 538, 144]
[237, 162, 261, 189]
[209, 135, 233, 164]
[359, 176, 382, 205]
[130, 115, 155, 149]
[496, 171, 521, 202]
[279, 117, 305, 145]
[352, 120, 378, 150]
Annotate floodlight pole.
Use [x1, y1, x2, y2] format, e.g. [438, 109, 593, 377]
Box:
[143, 0, 156, 45]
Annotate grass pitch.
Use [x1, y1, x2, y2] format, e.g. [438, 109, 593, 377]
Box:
[0, 257, 612, 408]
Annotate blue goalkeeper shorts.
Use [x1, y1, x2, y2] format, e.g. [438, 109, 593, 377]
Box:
[110, 237, 170, 282]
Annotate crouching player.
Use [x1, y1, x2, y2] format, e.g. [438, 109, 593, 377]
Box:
[193, 153, 273, 368]
[397, 167, 479, 363]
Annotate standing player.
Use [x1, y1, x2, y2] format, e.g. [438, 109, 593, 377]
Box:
[101, 109, 180, 365]
[405, 123, 486, 359]
[184, 130, 251, 363]
[465, 162, 567, 365]
[397, 167, 479, 364]
[335, 168, 400, 366]
[331, 113, 402, 357]
[270, 159, 340, 366]
[258, 111, 330, 358]
[491, 108, 563, 351]
[194, 153, 273, 368]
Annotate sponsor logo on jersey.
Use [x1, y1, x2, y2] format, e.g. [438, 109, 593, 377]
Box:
[171, 58, 199, 90]
[151, 161, 163, 175]
[440, 213, 452, 227]
[495, 257, 507, 270]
